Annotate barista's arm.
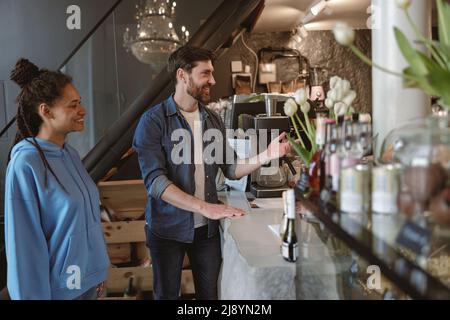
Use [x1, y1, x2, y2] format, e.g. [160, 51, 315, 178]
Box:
[234, 132, 292, 179]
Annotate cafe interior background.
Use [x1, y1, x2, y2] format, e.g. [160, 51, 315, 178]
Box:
[0, 0, 448, 300]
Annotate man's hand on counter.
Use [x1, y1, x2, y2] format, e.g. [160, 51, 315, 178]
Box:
[161, 184, 246, 220]
[200, 203, 246, 220]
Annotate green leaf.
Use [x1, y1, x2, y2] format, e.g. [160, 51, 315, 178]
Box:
[416, 51, 436, 72]
[437, 0, 450, 47]
[427, 67, 450, 107]
[394, 27, 429, 76]
[430, 40, 450, 67]
[402, 67, 439, 96]
[286, 134, 312, 167]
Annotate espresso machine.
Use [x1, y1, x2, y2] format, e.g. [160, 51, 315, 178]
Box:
[309, 66, 328, 101]
[240, 94, 297, 198]
[308, 66, 329, 116]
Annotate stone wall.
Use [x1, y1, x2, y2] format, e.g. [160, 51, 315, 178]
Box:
[212, 30, 372, 113]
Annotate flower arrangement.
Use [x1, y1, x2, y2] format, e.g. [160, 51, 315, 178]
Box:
[283, 88, 317, 167]
[324, 76, 357, 120]
[333, 0, 450, 109]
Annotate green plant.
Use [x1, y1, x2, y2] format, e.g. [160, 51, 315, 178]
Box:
[283, 90, 317, 167]
[333, 0, 450, 108]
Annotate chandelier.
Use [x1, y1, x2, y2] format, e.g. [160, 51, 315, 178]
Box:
[123, 0, 189, 68]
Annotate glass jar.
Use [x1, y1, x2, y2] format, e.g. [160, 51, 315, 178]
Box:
[380, 114, 450, 223]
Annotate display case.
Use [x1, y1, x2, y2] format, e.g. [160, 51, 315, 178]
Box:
[295, 192, 450, 300]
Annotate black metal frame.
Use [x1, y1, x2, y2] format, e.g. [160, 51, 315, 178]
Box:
[83, 0, 265, 182]
[0, 0, 124, 140]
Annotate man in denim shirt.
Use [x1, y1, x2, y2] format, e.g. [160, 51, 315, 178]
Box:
[133, 46, 291, 300]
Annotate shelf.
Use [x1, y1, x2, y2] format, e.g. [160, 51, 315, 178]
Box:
[295, 190, 450, 300]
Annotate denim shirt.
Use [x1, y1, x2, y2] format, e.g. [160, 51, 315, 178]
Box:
[133, 95, 238, 243]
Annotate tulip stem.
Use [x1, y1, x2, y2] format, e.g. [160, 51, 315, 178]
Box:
[294, 113, 312, 144]
[291, 116, 306, 149]
[405, 10, 447, 69]
[349, 44, 406, 78]
[302, 111, 315, 144]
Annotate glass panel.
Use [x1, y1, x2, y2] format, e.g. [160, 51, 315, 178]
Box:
[60, 0, 223, 157]
[62, 13, 120, 157]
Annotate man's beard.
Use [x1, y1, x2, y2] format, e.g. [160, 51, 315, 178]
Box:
[187, 76, 211, 104]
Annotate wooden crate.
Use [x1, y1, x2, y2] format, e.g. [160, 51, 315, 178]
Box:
[98, 179, 195, 298]
[107, 266, 153, 293]
[98, 180, 147, 221]
[106, 266, 194, 295]
[107, 243, 131, 265]
[102, 220, 146, 244]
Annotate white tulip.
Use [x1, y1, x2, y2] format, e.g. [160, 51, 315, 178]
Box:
[359, 113, 372, 123]
[395, 0, 411, 9]
[328, 89, 337, 101]
[300, 102, 310, 114]
[341, 79, 351, 94]
[325, 98, 334, 109]
[334, 102, 348, 117]
[348, 106, 355, 114]
[333, 22, 355, 46]
[334, 86, 344, 101]
[342, 90, 357, 106]
[293, 88, 307, 106]
[329, 76, 341, 89]
[283, 98, 298, 117]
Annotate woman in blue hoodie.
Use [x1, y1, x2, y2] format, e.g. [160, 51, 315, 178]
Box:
[4, 59, 110, 300]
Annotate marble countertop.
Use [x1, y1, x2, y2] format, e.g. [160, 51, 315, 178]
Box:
[218, 191, 297, 300]
[217, 190, 355, 300]
[218, 191, 295, 270]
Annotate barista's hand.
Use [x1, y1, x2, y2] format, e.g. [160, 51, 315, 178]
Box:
[200, 203, 246, 220]
[265, 132, 292, 161]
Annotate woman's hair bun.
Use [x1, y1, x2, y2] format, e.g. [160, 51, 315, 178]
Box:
[10, 58, 41, 88]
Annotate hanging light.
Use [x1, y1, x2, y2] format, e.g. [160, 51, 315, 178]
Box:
[123, 0, 189, 68]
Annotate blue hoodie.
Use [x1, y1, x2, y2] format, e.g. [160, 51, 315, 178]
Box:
[4, 138, 110, 300]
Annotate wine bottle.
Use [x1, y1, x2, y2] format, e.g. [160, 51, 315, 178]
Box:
[309, 115, 327, 193]
[279, 191, 288, 238]
[281, 189, 298, 262]
[123, 276, 136, 298]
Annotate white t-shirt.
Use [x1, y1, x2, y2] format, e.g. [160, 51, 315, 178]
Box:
[179, 107, 208, 228]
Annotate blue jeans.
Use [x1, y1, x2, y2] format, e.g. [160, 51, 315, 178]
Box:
[145, 225, 222, 300]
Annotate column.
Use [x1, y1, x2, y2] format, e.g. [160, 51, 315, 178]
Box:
[372, 0, 432, 157]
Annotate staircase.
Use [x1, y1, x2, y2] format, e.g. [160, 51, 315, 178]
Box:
[0, 0, 265, 300]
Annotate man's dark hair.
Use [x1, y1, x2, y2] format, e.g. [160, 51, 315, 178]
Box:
[167, 46, 215, 83]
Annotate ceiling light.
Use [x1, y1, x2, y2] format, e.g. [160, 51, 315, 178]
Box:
[123, 0, 189, 68]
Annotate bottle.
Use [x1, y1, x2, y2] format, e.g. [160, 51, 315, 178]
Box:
[320, 120, 336, 203]
[123, 276, 136, 298]
[279, 191, 288, 238]
[281, 189, 298, 262]
[308, 115, 327, 193]
[340, 118, 360, 169]
[327, 123, 341, 196]
[357, 121, 372, 157]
